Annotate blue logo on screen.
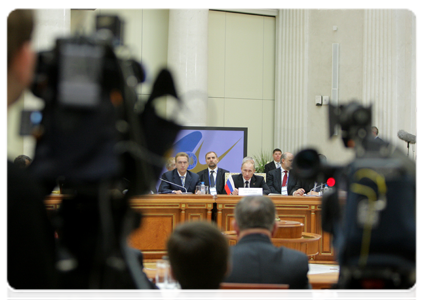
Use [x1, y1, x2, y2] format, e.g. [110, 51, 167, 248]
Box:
[173, 131, 202, 170]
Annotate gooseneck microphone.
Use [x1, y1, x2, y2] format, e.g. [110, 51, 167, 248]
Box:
[159, 178, 191, 194]
[397, 130, 416, 144]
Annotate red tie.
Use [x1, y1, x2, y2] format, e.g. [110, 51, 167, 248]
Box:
[282, 171, 288, 187]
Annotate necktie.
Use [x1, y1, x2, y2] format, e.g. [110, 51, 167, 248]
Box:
[210, 170, 215, 187]
[282, 171, 288, 187]
[276, 162, 281, 169]
[180, 176, 185, 186]
[245, 181, 249, 188]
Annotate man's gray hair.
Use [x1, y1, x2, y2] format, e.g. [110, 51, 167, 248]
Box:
[241, 156, 256, 168]
[235, 196, 275, 232]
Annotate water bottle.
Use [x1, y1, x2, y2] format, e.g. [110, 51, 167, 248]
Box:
[200, 182, 206, 194]
[323, 183, 329, 194]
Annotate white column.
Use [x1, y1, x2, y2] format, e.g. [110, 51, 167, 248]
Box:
[21, 10, 71, 158]
[167, 9, 208, 126]
[362, 9, 416, 156]
[274, 9, 309, 153]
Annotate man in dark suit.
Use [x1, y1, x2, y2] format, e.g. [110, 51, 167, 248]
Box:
[158, 152, 200, 193]
[264, 148, 282, 176]
[224, 196, 311, 289]
[266, 152, 305, 196]
[372, 126, 384, 144]
[196, 151, 229, 195]
[231, 160, 270, 195]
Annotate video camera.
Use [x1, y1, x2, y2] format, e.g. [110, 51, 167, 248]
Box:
[293, 101, 416, 289]
[23, 15, 183, 288]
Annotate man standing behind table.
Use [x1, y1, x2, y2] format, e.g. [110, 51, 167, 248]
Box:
[266, 152, 305, 196]
[197, 151, 229, 195]
[158, 152, 200, 194]
[231, 160, 270, 195]
[223, 196, 311, 289]
[264, 148, 282, 176]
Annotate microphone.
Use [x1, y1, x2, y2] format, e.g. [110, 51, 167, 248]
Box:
[398, 130, 416, 144]
[159, 178, 191, 194]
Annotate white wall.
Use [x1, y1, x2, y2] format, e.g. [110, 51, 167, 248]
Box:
[7, 9, 71, 160]
[208, 11, 276, 159]
[275, 9, 416, 164]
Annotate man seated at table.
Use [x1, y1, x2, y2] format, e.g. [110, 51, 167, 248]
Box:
[167, 221, 230, 289]
[266, 152, 305, 196]
[223, 196, 311, 289]
[196, 151, 229, 195]
[231, 160, 270, 195]
[158, 152, 200, 194]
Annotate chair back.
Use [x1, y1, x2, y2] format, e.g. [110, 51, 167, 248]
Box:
[220, 282, 289, 300]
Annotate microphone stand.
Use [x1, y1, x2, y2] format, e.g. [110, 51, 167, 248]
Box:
[159, 178, 192, 194]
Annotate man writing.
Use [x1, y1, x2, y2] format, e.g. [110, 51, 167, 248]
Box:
[158, 152, 200, 194]
[196, 151, 229, 195]
[231, 160, 270, 195]
[266, 152, 305, 196]
[224, 196, 311, 289]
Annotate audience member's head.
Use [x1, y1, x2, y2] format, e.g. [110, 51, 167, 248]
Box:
[166, 157, 176, 171]
[234, 196, 276, 237]
[167, 221, 229, 289]
[240, 160, 255, 181]
[8, 9, 35, 107]
[281, 152, 294, 170]
[14, 154, 32, 169]
[272, 148, 282, 162]
[174, 152, 189, 176]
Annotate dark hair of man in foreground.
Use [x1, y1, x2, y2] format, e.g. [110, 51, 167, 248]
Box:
[166, 221, 229, 289]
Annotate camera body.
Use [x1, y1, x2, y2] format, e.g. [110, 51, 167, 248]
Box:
[23, 15, 182, 288]
[293, 101, 416, 288]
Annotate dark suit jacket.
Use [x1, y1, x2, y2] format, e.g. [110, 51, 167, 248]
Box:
[224, 233, 310, 289]
[266, 167, 301, 195]
[232, 174, 270, 195]
[158, 169, 200, 193]
[264, 161, 277, 176]
[196, 167, 229, 195]
[8, 161, 57, 288]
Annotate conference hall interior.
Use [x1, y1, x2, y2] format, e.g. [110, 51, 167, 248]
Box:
[7, 8, 416, 293]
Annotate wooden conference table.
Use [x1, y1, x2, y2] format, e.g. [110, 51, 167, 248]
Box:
[45, 193, 336, 263]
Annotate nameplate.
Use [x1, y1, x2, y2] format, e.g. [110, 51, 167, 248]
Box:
[238, 188, 263, 196]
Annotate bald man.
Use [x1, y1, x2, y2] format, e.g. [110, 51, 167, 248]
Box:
[266, 152, 305, 196]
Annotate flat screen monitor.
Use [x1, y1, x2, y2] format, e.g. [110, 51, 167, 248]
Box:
[170, 126, 248, 173]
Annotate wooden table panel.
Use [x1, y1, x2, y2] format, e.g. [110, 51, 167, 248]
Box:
[45, 194, 335, 263]
[128, 195, 215, 259]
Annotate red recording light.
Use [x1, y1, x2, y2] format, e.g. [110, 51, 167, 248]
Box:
[327, 177, 336, 187]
